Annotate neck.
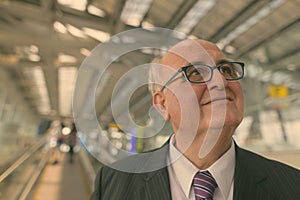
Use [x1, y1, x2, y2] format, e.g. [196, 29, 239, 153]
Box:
[174, 127, 234, 169]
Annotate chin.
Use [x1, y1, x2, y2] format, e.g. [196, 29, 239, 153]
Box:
[202, 115, 242, 130]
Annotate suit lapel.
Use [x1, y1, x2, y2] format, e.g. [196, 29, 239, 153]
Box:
[233, 145, 271, 200]
[132, 141, 172, 200]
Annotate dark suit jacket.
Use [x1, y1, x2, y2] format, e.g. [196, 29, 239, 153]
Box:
[90, 143, 300, 200]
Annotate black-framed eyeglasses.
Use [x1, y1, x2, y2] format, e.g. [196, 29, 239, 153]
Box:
[160, 61, 245, 92]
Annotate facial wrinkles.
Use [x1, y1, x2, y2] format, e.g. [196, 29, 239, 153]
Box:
[157, 39, 245, 161]
[160, 39, 240, 121]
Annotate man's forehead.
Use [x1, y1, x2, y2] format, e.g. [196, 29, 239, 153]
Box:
[159, 39, 224, 69]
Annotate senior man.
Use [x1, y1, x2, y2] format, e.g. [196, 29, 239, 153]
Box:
[90, 38, 300, 200]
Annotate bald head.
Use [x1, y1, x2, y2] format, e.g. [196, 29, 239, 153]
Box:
[159, 39, 226, 71]
[148, 39, 228, 94]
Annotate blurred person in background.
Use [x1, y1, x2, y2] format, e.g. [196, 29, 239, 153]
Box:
[47, 119, 64, 165]
[66, 122, 77, 163]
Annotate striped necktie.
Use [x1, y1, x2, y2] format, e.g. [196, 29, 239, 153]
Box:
[193, 171, 218, 200]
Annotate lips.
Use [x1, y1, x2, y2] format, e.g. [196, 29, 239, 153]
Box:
[202, 96, 233, 105]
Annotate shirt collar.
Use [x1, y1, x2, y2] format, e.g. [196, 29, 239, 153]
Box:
[169, 135, 235, 199]
[169, 135, 198, 198]
[208, 140, 235, 200]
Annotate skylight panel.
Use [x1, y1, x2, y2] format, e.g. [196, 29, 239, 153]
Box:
[120, 0, 153, 27]
[175, 0, 217, 34]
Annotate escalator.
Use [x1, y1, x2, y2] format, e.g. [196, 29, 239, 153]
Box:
[0, 136, 102, 200]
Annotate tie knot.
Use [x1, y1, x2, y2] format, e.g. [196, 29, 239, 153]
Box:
[193, 171, 217, 200]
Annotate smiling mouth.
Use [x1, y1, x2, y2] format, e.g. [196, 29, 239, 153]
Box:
[203, 97, 233, 105]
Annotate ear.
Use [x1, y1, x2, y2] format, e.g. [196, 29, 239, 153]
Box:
[153, 92, 170, 121]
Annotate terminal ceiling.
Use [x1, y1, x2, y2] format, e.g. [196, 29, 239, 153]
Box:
[0, 0, 299, 127]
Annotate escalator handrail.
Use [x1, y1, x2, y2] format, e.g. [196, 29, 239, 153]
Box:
[0, 135, 48, 182]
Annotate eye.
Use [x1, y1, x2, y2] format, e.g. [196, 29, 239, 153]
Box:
[186, 66, 204, 76]
[219, 64, 238, 78]
[190, 68, 201, 76]
[185, 65, 209, 82]
[220, 65, 233, 74]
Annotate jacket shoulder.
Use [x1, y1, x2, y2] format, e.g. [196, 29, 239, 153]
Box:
[237, 147, 300, 174]
[90, 143, 170, 200]
[236, 146, 300, 199]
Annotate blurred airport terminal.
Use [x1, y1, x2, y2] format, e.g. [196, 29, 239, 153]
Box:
[0, 0, 299, 199]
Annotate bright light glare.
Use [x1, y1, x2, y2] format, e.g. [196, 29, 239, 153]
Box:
[120, 0, 152, 27]
[28, 54, 41, 62]
[87, 5, 106, 17]
[62, 127, 71, 135]
[59, 67, 77, 116]
[53, 21, 68, 34]
[66, 24, 87, 39]
[58, 0, 87, 11]
[82, 27, 110, 42]
[58, 53, 77, 64]
[29, 45, 39, 54]
[80, 48, 91, 57]
[141, 21, 154, 28]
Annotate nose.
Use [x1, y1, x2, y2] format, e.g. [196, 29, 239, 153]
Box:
[207, 68, 228, 90]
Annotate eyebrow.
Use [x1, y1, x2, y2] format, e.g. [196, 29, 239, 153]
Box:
[185, 58, 233, 66]
[216, 58, 233, 65]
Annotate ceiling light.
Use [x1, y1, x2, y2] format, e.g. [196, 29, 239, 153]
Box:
[58, 53, 77, 64]
[80, 48, 91, 57]
[29, 45, 39, 54]
[120, 0, 153, 27]
[172, 31, 187, 40]
[59, 67, 77, 116]
[188, 35, 198, 40]
[224, 45, 236, 54]
[141, 21, 154, 28]
[175, 0, 217, 34]
[140, 48, 154, 55]
[53, 21, 68, 34]
[82, 27, 110, 42]
[87, 5, 106, 17]
[23, 66, 51, 115]
[66, 24, 87, 39]
[62, 127, 71, 135]
[28, 54, 41, 62]
[57, 0, 87, 11]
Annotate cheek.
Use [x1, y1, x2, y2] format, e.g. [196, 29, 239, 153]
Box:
[192, 85, 207, 102]
[237, 95, 245, 119]
[164, 92, 181, 119]
[235, 86, 245, 114]
[165, 86, 205, 121]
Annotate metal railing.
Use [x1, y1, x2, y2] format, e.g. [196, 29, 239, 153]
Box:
[0, 135, 103, 200]
[0, 136, 49, 200]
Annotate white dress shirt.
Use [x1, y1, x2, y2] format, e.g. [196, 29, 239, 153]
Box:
[167, 135, 235, 200]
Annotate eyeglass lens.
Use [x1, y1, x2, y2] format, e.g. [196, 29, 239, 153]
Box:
[218, 63, 243, 80]
[185, 62, 243, 83]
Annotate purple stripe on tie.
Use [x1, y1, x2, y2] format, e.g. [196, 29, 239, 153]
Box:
[193, 171, 217, 200]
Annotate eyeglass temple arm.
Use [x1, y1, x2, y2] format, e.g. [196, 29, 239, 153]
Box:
[160, 69, 183, 92]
